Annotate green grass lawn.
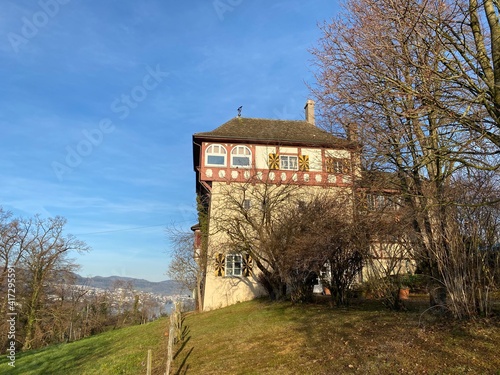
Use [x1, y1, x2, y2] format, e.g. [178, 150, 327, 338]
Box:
[0, 318, 169, 375]
[172, 297, 500, 375]
[2, 297, 499, 375]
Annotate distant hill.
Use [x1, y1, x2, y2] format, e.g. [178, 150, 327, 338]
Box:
[73, 274, 189, 296]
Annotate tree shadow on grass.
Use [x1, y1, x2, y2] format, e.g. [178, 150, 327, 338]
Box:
[173, 335, 190, 360]
[174, 347, 193, 375]
[172, 325, 193, 375]
[286, 295, 500, 374]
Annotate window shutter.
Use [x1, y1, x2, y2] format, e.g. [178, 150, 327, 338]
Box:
[298, 155, 309, 171]
[268, 153, 280, 170]
[342, 159, 351, 174]
[214, 253, 225, 277]
[242, 254, 253, 277]
[356, 191, 367, 211]
[325, 156, 334, 173]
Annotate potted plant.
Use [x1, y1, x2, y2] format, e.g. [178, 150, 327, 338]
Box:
[398, 274, 412, 300]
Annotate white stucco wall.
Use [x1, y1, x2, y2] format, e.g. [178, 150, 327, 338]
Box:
[301, 148, 322, 171]
[203, 271, 267, 311]
[255, 146, 276, 169]
[324, 149, 351, 159]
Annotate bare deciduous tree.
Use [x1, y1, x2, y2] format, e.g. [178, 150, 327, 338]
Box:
[167, 194, 208, 312]
[310, 0, 499, 318]
[429, 0, 500, 149]
[359, 190, 417, 310]
[210, 175, 304, 300]
[209, 175, 370, 305]
[289, 195, 369, 306]
[19, 215, 90, 350]
[166, 228, 198, 299]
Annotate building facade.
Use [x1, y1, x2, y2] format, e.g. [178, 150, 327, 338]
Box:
[193, 100, 382, 310]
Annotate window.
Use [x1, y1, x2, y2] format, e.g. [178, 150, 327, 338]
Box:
[325, 157, 351, 174]
[243, 199, 251, 210]
[225, 254, 242, 276]
[367, 193, 401, 211]
[280, 155, 298, 170]
[386, 195, 402, 210]
[231, 146, 251, 168]
[367, 193, 377, 211]
[214, 253, 252, 277]
[205, 144, 227, 166]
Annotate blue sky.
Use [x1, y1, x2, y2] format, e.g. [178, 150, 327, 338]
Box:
[0, 0, 338, 282]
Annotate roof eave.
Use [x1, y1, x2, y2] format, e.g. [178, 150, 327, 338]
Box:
[192, 133, 358, 150]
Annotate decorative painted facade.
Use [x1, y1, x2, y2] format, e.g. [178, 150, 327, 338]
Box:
[192, 100, 412, 311]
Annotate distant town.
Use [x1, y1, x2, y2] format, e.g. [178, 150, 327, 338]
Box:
[70, 274, 195, 314]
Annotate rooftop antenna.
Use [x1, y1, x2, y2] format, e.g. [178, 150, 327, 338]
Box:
[237, 106, 242, 117]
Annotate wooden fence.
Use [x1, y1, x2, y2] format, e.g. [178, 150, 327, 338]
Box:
[165, 302, 182, 375]
[144, 302, 183, 375]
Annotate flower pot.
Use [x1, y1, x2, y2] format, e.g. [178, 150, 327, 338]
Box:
[399, 287, 410, 300]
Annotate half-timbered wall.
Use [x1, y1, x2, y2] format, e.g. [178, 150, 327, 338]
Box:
[199, 142, 356, 188]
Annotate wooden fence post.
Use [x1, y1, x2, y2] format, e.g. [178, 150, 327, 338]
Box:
[147, 349, 152, 375]
[165, 302, 182, 375]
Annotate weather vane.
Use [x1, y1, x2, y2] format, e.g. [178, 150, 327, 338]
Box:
[237, 106, 242, 117]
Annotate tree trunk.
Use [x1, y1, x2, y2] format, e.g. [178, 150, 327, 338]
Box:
[429, 285, 447, 314]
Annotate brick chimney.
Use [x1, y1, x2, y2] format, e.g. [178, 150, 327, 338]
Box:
[347, 123, 358, 142]
[304, 99, 315, 126]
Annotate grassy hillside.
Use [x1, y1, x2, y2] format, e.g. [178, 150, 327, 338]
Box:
[3, 298, 499, 374]
[0, 318, 168, 375]
[173, 298, 500, 375]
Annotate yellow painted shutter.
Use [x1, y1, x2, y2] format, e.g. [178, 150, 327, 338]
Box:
[356, 191, 367, 211]
[268, 153, 280, 170]
[214, 253, 225, 277]
[325, 157, 334, 173]
[242, 254, 253, 277]
[298, 155, 309, 171]
[342, 159, 351, 174]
